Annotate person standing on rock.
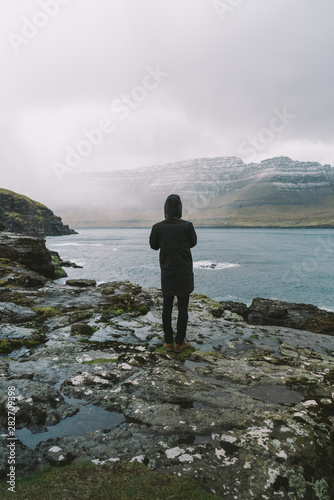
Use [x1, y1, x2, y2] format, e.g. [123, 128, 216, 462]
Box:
[149, 194, 197, 353]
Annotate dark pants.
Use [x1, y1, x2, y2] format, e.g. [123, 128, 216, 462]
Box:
[162, 294, 190, 345]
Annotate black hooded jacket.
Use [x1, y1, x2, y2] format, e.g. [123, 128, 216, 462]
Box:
[149, 194, 197, 296]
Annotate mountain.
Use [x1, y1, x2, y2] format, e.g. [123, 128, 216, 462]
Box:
[0, 188, 77, 237]
[56, 156, 334, 228]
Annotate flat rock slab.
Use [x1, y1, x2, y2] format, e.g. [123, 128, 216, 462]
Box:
[0, 302, 36, 323]
[0, 325, 37, 340]
[66, 279, 97, 287]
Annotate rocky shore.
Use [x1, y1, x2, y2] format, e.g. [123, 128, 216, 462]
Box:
[1, 231, 334, 499]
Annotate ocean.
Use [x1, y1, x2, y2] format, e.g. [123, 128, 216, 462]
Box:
[46, 227, 334, 311]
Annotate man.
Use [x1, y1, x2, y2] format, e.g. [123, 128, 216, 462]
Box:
[149, 194, 197, 353]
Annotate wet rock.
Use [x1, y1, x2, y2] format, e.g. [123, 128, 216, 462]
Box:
[49, 250, 82, 269]
[0, 437, 38, 479]
[248, 297, 334, 335]
[98, 281, 142, 296]
[71, 323, 95, 336]
[0, 258, 47, 288]
[223, 310, 244, 322]
[220, 300, 249, 319]
[0, 302, 36, 323]
[97, 281, 153, 319]
[0, 380, 76, 429]
[0, 324, 44, 354]
[66, 279, 97, 287]
[0, 232, 63, 279]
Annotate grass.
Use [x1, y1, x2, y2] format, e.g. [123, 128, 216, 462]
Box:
[0, 462, 219, 500]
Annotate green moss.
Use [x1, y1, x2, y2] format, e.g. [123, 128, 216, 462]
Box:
[136, 304, 150, 315]
[9, 292, 34, 307]
[324, 369, 334, 385]
[0, 462, 219, 500]
[50, 255, 67, 278]
[82, 358, 118, 364]
[0, 338, 43, 354]
[99, 307, 126, 322]
[32, 306, 61, 319]
[113, 308, 125, 316]
[0, 188, 47, 208]
[0, 339, 11, 354]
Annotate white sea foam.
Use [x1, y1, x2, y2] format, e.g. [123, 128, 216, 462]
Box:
[49, 243, 104, 247]
[193, 261, 240, 270]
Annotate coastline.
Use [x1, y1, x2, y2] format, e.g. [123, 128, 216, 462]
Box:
[1, 231, 334, 499]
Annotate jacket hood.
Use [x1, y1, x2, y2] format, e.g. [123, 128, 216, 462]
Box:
[164, 194, 182, 219]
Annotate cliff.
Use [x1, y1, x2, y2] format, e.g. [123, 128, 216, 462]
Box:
[56, 156, 334, 228]
[0, 188, 76, 237]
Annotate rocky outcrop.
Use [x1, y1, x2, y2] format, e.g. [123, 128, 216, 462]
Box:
[0, 231, 66, 280]
[55, 156, 334, 227]
[0, 188, 76, 236]
[247, 298, 334, 335]
[0, 261, 334, 498]
[220, 298, 334, 336]
[219, 300, 249, 320]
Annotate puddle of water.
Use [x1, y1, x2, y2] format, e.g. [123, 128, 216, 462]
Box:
[242, 385, 303, 405]
[170, 400, 213, 410]
[16, 404, 125, 450]
[177, 401, 194, 409]
[220, 441, 239, 455]
[184, 360, 209, 371]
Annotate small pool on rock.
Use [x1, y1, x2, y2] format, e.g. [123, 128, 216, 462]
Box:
[16, 404, 125, 450]
[242, 385, 303, 405]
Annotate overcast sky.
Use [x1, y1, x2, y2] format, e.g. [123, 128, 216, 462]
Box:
[1, 0, 334, 207]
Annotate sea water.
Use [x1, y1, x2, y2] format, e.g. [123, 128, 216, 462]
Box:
[46, 228, 334, 311]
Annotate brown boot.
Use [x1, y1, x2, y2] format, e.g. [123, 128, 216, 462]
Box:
[164, 343, 174, 352]
[174, 341, 189, 353]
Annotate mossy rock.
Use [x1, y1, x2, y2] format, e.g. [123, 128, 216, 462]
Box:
[32, 306, 61, 319]
[0, 290, 35, 307]
[0, 337, 43, 354]
[71, 323, 96, 336]
[0, 339, 11, 354]
[50, 255, 67, 278]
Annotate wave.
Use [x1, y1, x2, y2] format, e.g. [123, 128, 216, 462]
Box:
[319, 305, 334, 312]
[48, 243, 104, 247]
[193, 260, 241, 270]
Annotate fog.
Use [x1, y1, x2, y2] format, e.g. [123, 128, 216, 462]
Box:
[1, 0, 334, 212]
